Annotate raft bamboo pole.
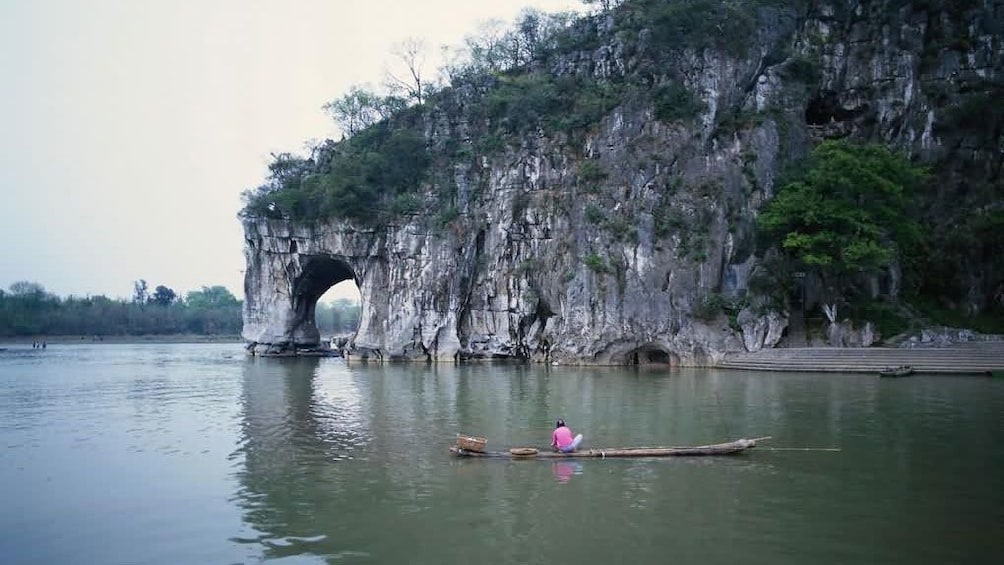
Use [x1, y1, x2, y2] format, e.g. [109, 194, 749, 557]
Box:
[755, 447, 842, 452]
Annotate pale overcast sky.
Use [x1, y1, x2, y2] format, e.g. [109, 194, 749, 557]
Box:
[0, 0, 584, 302]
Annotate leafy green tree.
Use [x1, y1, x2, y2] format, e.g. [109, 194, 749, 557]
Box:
[185, 286, 239, 309]
[9, 281, 47, 296]
[151, 285, 176, 306]
[1, 281, 56, 335]
[179, 285, 242, 335]
[322, 86, 404, 137]
[757, 140, 926, 322]
[240, 153, 311, 218]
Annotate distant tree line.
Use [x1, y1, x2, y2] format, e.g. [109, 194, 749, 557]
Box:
[0, 280, 363, 339]
[0, 280, 243, 337]
[314, 298, 361, 336]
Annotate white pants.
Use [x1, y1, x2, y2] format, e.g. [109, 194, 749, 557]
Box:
[560, 433, 583, 453]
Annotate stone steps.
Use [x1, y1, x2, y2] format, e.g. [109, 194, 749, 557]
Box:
[716, 342, 1004, 374]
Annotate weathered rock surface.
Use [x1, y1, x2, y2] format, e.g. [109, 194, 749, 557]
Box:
[242, 0, 1002, 363]
[901, 327, 1004, 348]
[738, 308, 788, 353]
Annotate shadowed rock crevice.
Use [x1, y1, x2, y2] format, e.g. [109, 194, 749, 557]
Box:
[625, 346, 676, 366]
[805, 91, 862, 126]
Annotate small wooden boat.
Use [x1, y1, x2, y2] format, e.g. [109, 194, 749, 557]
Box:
[450, 437, 765, 459]
[879, 365, 914, 377]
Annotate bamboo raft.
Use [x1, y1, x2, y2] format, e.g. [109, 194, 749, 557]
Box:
[450, 437, 768, 459]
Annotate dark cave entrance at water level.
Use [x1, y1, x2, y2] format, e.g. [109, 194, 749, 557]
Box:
[292, 256, 361, 347]
[625, 344, 679, 366]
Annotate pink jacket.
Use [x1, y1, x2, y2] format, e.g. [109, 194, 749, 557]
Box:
[552, 426, 573, 449]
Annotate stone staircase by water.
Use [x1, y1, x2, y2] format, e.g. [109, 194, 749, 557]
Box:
[717, 341, 1004, 374]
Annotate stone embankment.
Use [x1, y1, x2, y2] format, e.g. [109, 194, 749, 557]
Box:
[716, 341, 1004, 374]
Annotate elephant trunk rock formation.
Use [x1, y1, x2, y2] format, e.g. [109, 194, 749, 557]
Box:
[241, 213, 749, 364]
[241, 0, 1001, 364]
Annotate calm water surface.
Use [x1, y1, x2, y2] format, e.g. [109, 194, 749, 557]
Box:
[1, 343, 1001, 564]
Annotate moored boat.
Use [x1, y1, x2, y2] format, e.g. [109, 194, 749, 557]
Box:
[879, 365, 914, 377]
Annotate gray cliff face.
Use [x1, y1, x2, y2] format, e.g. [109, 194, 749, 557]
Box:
[242, 0, 1002, 363]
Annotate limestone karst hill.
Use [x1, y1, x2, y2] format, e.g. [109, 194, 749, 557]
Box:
[241, 0, 1002, 363]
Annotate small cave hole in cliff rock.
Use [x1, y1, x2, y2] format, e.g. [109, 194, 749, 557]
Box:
[625, 345, 677, 366]
[805, 91, 858, 126]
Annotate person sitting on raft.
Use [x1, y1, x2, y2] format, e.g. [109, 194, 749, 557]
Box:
[551, 419, 583, 453]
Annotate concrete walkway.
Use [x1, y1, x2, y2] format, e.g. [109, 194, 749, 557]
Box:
[716, 341, 1004, 374]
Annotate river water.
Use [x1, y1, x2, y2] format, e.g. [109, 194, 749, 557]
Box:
[0, 343, 1001, 564]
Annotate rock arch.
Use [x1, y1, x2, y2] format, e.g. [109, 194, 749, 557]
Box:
[290, 255, 357, 344]
[243, 250, 358, 355]
[242, 217, 506, 361]
[242, 219, 367, 355]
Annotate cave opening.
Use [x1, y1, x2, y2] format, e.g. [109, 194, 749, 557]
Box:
[805, 91, 860, 126]
[291, 255, 361, 346]
[624, 344, 679, 366]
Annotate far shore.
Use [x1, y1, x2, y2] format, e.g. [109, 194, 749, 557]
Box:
[0, 335, 243, 346]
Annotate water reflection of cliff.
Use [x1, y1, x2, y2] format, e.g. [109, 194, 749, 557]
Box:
[231, 357, 371, 561]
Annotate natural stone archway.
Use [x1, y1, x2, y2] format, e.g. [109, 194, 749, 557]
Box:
[241, 216, 481, 360]
[290, 256, 356, 345]
[241, 220, 364, 355]
[243, 249, 357, 355]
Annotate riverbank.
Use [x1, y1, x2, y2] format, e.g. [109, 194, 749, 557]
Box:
[716, 341, 1004, 375]
[0, 334, 242, 346]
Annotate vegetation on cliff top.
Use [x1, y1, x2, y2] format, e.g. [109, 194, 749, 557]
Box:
[240, 0, 738, 225]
